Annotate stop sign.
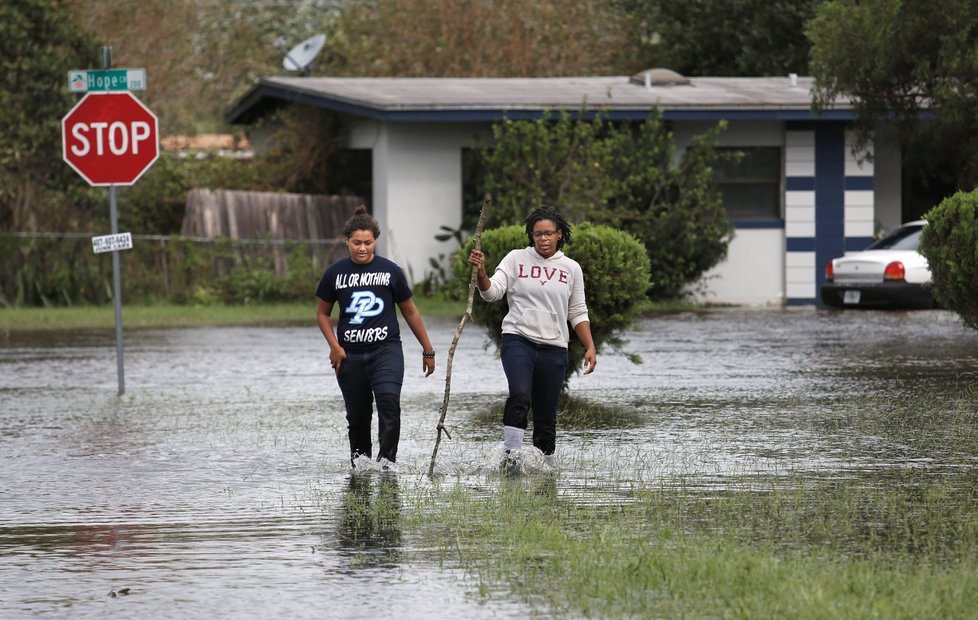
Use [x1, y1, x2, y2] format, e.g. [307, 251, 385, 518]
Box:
[62, 92, 159, 186]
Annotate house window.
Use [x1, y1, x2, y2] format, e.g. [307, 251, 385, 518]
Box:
[714, 147, 782, 220]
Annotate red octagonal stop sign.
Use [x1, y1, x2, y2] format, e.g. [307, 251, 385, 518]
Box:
[62, 92, 159, 186]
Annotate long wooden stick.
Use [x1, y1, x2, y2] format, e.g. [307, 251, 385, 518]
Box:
[428, 195, 491, 477]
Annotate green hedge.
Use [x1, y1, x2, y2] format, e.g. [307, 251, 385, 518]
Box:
[452, 223, 650, 387]
[920, 190, 978, 330]
[0, 235, 332, 307]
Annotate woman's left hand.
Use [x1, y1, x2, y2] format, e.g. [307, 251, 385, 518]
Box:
[582, 348, 596, 375]
[422, 356, 435, 377]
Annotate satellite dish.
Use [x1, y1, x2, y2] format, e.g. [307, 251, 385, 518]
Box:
[282, 34, 326, 74]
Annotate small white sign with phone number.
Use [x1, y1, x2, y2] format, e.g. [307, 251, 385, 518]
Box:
[92, 232, 133, 254]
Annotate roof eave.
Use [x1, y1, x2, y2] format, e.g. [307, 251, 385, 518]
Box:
[227, 77, 858, 125]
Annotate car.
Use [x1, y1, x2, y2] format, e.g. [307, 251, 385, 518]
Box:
[820, 220, 937, 309]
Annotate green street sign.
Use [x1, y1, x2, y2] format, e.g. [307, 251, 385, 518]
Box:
[68, 68, 147, 93]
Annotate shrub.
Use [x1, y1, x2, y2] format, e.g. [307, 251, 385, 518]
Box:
[476, 110, 733, 300]
[452, 223, 650, 388]
[214, 242, 322, 304]
[0, 235, 327, 307]
[920, 190, 978, 330]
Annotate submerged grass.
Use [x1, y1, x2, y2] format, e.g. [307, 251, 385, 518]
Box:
[469, 394, 646, 430]
[397, 387, 978, 617]
[404, 473, 978, 618]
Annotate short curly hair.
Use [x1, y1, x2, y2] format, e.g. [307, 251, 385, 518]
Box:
[524, 206, 572, 250]
[342, 205, 380, 239]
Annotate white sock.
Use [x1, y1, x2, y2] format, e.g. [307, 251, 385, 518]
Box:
[503, 426, 524, 451]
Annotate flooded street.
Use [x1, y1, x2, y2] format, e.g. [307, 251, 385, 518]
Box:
[2, 307, 977, 617]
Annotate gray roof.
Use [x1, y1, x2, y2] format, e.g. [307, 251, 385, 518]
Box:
[228, 74, 854, 124]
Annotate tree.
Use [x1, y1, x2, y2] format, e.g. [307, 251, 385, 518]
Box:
[808, 0, 978, 208]
[626, 0, 823, 77]
[65, 0, 318, 136]
[0, 0, 102, 229]
[919, 191, 978, 331]
[325, 0, 634, 78]
[476, 111, 733, 300]
[452, 223, 651, 388]
[0, 1, 104, 305]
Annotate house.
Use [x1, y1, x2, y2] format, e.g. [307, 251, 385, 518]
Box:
[227, 70, 902, 306]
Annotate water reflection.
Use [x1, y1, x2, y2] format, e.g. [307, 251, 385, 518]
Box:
[335, 473, 402, 569]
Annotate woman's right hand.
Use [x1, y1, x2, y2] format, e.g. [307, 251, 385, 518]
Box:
[468, 249, 485, 274]
[329, 346, 346, 374]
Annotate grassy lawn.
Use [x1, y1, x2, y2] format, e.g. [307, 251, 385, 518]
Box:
[0, 295, 467, 332]
[0, 296, 699, 332]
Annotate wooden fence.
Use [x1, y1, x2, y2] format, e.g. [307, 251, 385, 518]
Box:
[182, 189, 360, 275]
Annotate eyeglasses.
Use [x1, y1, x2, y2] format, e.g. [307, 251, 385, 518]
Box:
[532, 230, 558, 239]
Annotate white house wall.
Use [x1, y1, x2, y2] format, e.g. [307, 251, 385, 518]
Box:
[693, 228, 785, 306]
[872, 123, 902, 233]
[676, 121, 787, 306]
[350, 121, 483, 284]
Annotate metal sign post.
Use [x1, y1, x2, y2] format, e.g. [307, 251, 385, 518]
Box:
[109, 184, 125, 396]
[62, 46, 158, 396]
[105, 47, 125, 396]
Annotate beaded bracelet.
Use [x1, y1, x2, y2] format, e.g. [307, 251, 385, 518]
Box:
[422, 350, 436, 359]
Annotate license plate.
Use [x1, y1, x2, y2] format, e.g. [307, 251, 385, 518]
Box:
[843, 290, 861, 305]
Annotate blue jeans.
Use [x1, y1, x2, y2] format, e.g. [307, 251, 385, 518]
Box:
[335, 341, 404, 463]
[500, 334, 568, 455]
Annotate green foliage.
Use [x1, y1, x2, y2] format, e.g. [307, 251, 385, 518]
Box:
[628, 0, 822, 76]
[477, 111, 733, 299]
[809, 0, 978, 126]
[919, 190, 978, 330]
[214, 243, 321, 304]
[0, 1, 100, 231]
[564, 223, 651, 365]
[0, 0, 99, 181]
[325, 0, 633, 78]
[417, 225, 468, 298]
[0, 235, 324, 307]
[451, 223, 650, 387]
[808, 0, 978, 190]
[479, 111, 619, 230]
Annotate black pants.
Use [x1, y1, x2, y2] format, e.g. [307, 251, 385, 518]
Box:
[500, 334, 568, 455]
[335, 341, 404, 463]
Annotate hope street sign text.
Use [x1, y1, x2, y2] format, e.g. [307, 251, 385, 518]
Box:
[92, 232, 134, 254]
[69, 68, 147, 93]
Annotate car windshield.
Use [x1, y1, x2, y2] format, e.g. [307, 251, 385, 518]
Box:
[866, 224, 923, 251]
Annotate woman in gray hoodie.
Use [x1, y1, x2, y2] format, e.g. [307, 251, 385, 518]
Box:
[468, 207, 596, 465]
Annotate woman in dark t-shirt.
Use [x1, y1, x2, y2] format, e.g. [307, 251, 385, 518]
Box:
[315, 205, 435, 469]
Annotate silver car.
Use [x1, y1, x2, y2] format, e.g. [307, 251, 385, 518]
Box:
[820, 220, 936, 309]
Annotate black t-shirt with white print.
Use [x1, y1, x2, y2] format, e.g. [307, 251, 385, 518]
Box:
[316, 255, 412, 352]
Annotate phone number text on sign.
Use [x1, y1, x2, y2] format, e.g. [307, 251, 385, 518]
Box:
[92, 232, 133, 254]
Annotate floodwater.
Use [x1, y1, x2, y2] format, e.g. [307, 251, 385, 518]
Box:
[2, 307, 977, 617]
